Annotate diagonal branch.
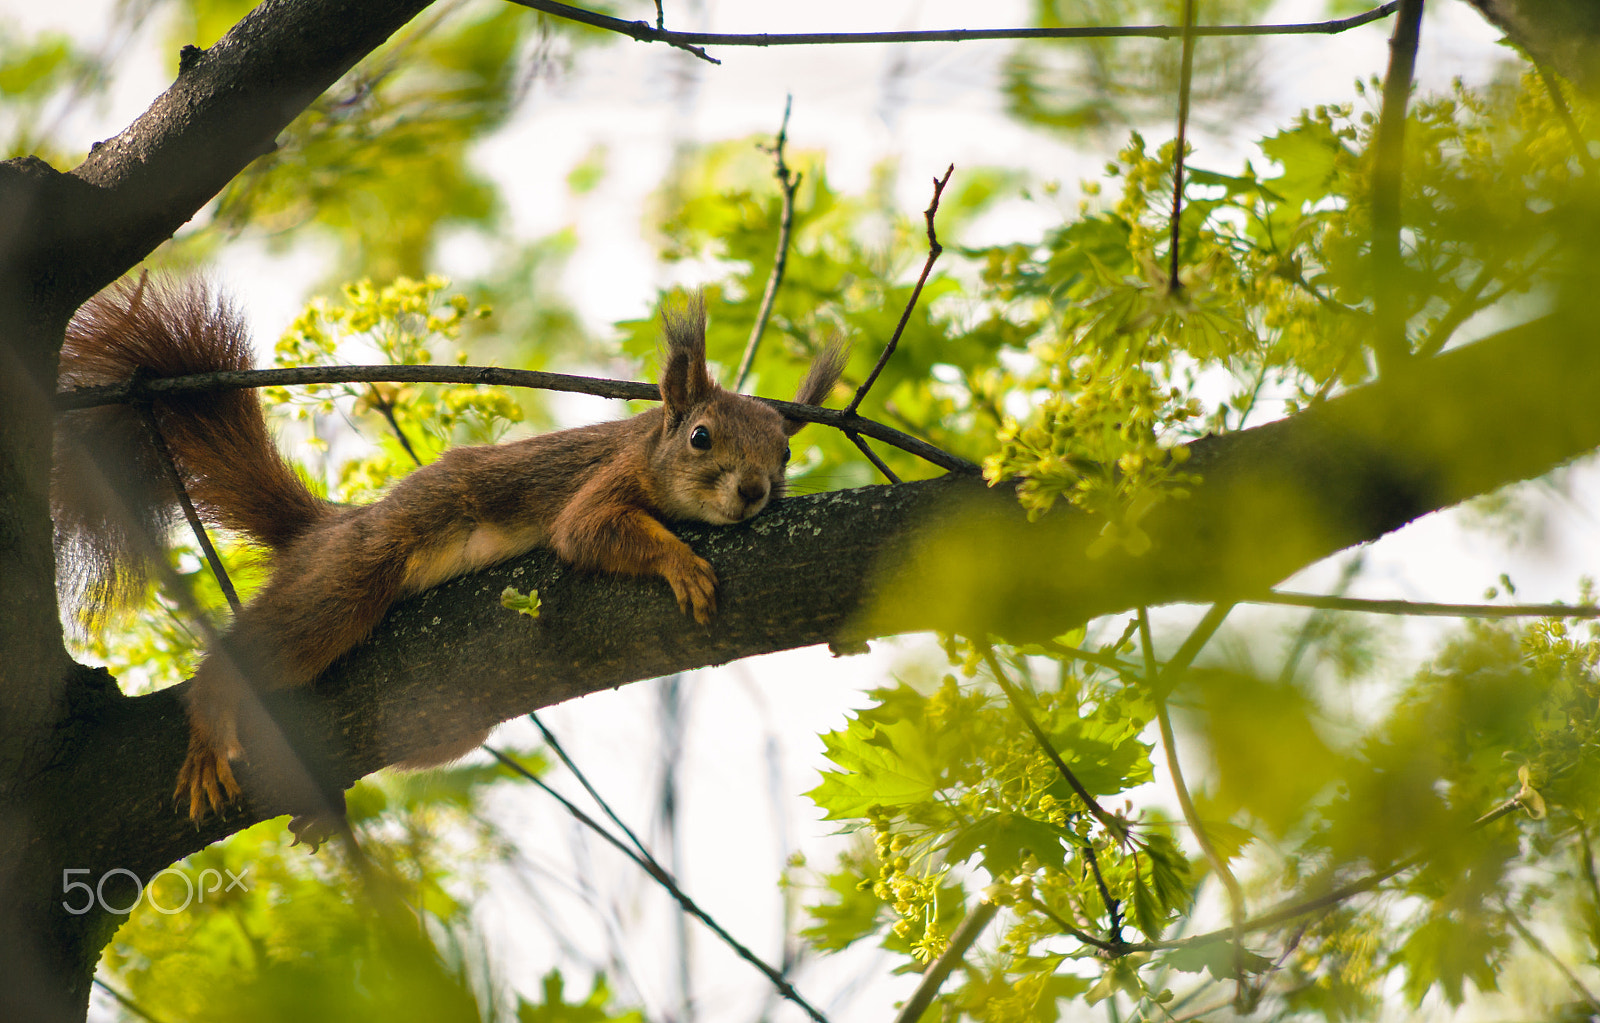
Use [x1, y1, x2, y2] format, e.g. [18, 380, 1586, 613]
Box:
[487, 747, 831, 1023]
[845, 165, 954, 416]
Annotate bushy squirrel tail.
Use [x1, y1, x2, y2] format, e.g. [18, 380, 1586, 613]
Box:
[53, 276, 330, 621]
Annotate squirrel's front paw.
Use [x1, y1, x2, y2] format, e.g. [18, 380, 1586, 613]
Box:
[663, 554, 717, 624]
[176, 739, 242, 821]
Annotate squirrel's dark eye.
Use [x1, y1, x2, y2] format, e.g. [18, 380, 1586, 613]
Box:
[690, 425, 711, 450]
[782, 444, 791, 465]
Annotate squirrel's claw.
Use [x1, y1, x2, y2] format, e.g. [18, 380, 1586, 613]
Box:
[665, 554, 718, 624]
[175, 741, 241, 821]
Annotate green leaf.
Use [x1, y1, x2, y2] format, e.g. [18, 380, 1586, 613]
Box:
[518, 970, 645, 1023]
[1161, 941, 1274, 981]
[942, 812, 1075, 875]
[1260, 119, 1348, 212]
[800, 865, 887, 953]
[1398, 915, 1507, 1007]
[809, 717, 946, 820]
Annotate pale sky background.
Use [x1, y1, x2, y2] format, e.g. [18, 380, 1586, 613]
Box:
[10, 0, 1600, 1019]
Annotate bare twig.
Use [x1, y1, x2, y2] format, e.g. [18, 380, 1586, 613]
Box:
[1148, 602, 1233, 701]
[891, 900, 1000, 1023]
[138, 407, 243, 614]
[1499, 899, 1600, 1011]
[1019, 892, 1119, 950]
[91, 978, 171, 1023]
[845, 164, 954, 416]
[56, 365, 980, 474]
[983, 650, 1123, 838]
[368, 385, 424, 467]
[1413, 258, 1503, 359]
[1252, 591, 1600, 619]
[1369, 0, 1425, 376]
[846, 432, 902, 483]
[735, 96, 801, 392]
[485, 746, 832, 1023]
[1117, 796, 1529, 955]
[528, 713, 652, 859]
[1166, 0, 1198, 294]
[1142, 607, 1248, 1004]
[502, 0, 1399, 47]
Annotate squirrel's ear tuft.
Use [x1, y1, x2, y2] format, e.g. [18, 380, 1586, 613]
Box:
[784, 339, 849, 436]
[659, 293, 714, 420]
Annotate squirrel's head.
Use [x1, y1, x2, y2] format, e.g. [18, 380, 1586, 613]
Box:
[651, 297, 846, 526]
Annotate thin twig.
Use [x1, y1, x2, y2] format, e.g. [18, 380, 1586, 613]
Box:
[1276, 558, 1363, 686]
[138, 406, 243, 614]
[485, 746, 833, 1023]
[982, 648, 1126, 941]
[1143, 608, 1247, 1005]
[1118, 797, 1528, 955]
[528, 713, 652, 858]
[983, 650, 1123, 838]
[1047, 638, 1146, 679]
[1412, 257, 1503, 359]
[369, 386, 424, 467]
[501, 0, 1399, 46]
[1368, 0, 1425, 376]
[1253, 591, 1600, 619]
[735, 96, 801, 392]
[1499, 898, 1600, 1011]
[1166, 0, 1198, 294]
[1148, 602, 1233, 701]
[1536, 63, 1598, 177]
[1020, 892, 1119, 950]
[845, 164, 954, 416]
[92, 978, 171, 1023]
[56, 365, 980, 474]
[892, 900, 999, 1023]
[846, 432, 901, 483]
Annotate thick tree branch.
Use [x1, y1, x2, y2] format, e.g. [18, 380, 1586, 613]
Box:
[1, 0, 435, 324]
[19, 308, 1598, 996]
[0, 1, 440, 1017]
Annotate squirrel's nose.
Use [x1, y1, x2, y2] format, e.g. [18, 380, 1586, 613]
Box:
[737, 479, 769, 508]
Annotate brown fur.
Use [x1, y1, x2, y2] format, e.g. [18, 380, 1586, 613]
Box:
[53, 279, 847, 820]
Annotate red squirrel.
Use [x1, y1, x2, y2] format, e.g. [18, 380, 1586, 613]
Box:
[53, 277, 846, 823]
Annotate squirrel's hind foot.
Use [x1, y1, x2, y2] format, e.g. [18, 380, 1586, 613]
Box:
[176, 740, 241, 821]
[287, 812, 342, 853]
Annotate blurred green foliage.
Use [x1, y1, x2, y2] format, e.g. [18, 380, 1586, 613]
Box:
[1001, 0, 1273, 134]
